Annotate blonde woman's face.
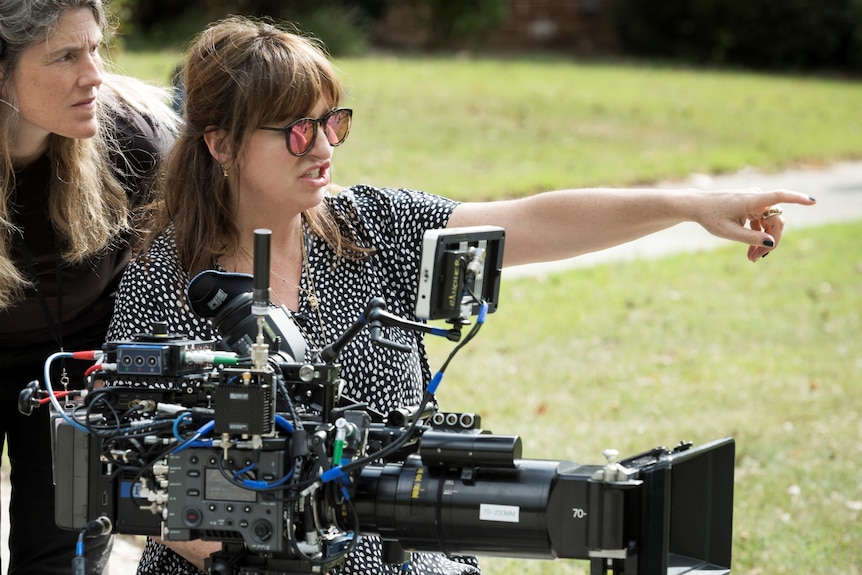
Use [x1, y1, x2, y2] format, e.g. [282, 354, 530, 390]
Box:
[10, 7, 104, 161]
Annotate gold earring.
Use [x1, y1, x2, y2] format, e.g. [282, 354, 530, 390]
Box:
[221, 164, 229, 177]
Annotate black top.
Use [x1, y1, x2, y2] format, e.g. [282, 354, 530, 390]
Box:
[0, 103, 174, 359]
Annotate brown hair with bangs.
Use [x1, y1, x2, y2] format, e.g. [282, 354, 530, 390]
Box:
[146, 15, 364, 276]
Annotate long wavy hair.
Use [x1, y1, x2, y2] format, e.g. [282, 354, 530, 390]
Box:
[146, 15, 368, 277]
[0, 0, 176, 310]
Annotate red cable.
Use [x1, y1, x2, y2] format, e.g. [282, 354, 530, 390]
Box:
[37, 390, 72, 405]
[84, 364, 102, 377]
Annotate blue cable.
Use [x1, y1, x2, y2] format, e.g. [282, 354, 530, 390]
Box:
[427, 371, 444, 395]
[477, 301, 488, 323]
[241, 470, 293, 490]
[275, 414, 295, 433]
[233, 462, 256, 480]
[172, 412, 193, 442]
[172, 420, 215, 454]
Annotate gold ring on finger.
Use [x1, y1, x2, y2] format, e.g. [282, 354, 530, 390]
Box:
[762, 207, 783, 219]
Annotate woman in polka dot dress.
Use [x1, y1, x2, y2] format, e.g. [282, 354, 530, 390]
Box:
[106, 14, 814, 575]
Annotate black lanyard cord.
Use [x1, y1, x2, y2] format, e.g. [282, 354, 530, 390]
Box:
[13, 229, 69, 385]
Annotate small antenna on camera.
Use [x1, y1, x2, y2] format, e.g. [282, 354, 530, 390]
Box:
[252, 229, 272, 314]
[250, 229, 272, 369]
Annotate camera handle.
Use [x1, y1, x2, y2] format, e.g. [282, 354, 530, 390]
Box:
[319, 297, 461, 363]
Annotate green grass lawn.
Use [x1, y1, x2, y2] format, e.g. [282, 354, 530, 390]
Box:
[115, 52, 862, 200]
[335, 57, 862, 199]
[108, 51, 861, 574]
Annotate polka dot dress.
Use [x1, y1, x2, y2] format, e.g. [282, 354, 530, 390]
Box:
[107, 185, 481, 575]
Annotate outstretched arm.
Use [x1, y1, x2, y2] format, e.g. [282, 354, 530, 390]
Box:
[447, 187, 816, 266]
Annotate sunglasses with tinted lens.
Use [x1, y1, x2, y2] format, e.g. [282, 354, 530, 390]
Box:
[260, 108, 353, 157]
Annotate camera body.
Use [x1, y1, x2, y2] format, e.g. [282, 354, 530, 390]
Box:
[45, 227, 734, 575]
[52, 354, 734, 574]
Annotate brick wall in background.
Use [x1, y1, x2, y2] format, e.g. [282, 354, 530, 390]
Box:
[373, 0, 618, 54]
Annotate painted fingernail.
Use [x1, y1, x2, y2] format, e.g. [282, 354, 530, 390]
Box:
[809, 196, 817, 201]
[763, 239, 775, 247]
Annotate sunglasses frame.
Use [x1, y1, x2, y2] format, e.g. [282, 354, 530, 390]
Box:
[260, 108, 353, 157]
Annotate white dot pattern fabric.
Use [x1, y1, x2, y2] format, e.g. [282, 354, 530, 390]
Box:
[107, 185, 481, 575]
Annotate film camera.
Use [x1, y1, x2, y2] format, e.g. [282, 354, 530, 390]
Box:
[29, 227, 734, 575]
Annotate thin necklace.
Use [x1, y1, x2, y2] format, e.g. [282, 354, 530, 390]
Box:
[299, 219, 328, 347]
[300, 231, 321, 312]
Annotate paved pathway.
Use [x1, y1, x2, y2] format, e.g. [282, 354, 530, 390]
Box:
[2, 160, 861, 574]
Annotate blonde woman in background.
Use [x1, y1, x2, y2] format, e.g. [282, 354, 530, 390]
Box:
[0, 1, 177, 572]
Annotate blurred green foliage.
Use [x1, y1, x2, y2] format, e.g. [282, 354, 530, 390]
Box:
[611, 0, 862, 70]
[108, 0, 862, 70]
[107, 0, 386, 54]
[412, 0, 507, 49]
